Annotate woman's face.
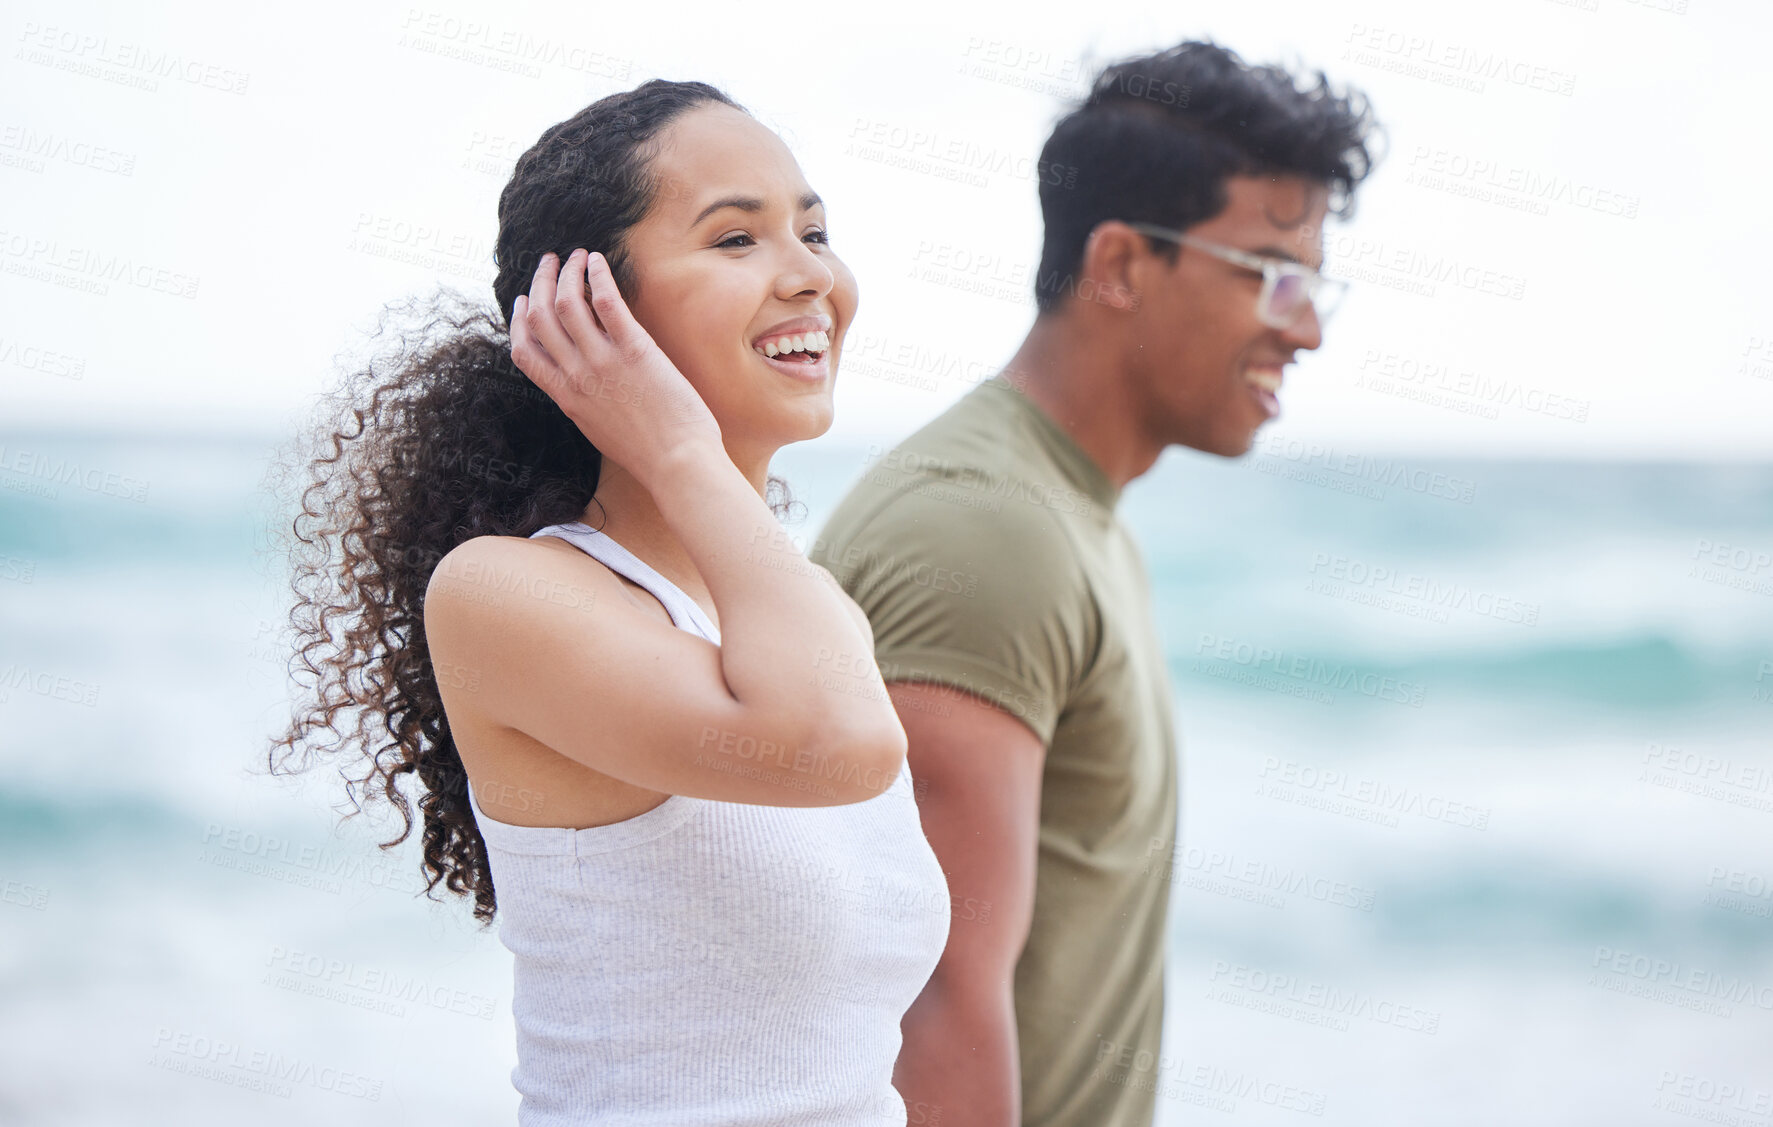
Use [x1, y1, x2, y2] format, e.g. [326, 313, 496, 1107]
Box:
[618, 104, 858, 462]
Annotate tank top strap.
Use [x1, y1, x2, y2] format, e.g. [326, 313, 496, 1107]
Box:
[529, 521, 721, 644]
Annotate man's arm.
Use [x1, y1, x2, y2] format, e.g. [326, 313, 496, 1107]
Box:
[890, 680, 1045, 1127]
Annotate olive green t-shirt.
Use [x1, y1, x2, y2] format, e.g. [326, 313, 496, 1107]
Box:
[808, 375, 1179, 1127]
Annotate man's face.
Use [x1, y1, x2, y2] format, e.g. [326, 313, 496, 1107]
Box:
[1129, 174, 1331, 457]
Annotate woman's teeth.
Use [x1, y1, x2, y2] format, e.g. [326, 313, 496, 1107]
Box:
[757, 330, 830, 358]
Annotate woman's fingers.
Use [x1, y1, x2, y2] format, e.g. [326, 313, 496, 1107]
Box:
[510, 248, 699, 450]
[551, 248, 607, 356]
[522, 252, 580, 370]
[584, 252, 649, 357]
[509, 294, 563, 386]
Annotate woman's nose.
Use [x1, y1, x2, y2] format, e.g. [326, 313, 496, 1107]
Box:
[776, 238, 834, 299]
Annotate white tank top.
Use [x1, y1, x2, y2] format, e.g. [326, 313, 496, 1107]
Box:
[467, 520, 951, 1126]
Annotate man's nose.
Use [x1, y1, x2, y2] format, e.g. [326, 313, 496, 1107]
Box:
[1282, 303, 1324, 350]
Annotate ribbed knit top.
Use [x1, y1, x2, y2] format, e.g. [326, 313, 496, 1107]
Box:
[467, 521, 951, 1126]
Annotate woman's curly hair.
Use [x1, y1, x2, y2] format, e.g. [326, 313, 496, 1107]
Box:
[266, 79, 799, 925]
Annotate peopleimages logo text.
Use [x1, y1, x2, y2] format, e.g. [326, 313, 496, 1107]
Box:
[1195, 633, 1427, 707]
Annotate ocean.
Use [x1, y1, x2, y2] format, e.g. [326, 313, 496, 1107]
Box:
[2, 428, 1769, 1126]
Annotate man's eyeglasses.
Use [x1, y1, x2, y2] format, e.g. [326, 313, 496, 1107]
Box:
[1124, 221, 1347, 331]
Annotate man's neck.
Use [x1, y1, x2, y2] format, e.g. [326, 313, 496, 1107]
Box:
[1003, 312, 1164, 491]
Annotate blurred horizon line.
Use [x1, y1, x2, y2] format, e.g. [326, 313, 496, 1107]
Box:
[0, 423, 1766, 465]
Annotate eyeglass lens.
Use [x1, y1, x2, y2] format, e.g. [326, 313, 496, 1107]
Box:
[1267, 272, 1310, 325]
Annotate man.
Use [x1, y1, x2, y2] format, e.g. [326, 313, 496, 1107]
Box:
[809, 41, 1377, 1127]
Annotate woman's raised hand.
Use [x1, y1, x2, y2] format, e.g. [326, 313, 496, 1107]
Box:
[510, 248, 723, 484]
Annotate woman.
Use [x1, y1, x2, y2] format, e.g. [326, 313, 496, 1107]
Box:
[270, 79, 950, 1124]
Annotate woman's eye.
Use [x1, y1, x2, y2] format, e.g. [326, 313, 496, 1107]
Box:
[714, 230, 827, 249]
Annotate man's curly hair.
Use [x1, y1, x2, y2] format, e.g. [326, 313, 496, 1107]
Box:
[1033, 40, 1380, 313]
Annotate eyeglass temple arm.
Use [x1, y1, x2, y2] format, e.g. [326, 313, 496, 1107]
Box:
[1126, 221, 1340, 295]
[1127, 222, 1273, 270]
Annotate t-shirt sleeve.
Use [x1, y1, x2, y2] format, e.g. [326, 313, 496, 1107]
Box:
[814, 487, 1095, 746]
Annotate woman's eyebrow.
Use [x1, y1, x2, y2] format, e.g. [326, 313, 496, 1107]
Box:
[690, 191, 824, 229]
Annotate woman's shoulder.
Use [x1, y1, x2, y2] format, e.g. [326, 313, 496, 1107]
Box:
[425, 531, 624, 631]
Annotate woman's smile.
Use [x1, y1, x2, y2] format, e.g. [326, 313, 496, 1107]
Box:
[751, 316, 833, 382]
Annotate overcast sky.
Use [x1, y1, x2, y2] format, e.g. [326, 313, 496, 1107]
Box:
[3, 0, 1767, 457]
